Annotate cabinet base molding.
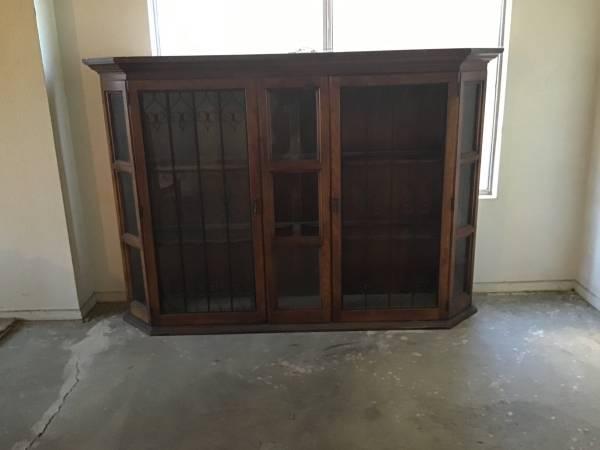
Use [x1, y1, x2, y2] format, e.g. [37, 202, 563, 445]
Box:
[124, 306, 477, 336]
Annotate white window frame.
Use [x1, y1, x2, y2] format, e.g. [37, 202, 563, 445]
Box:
[479, 0, 511, 199]
[147, 0, 510, 198]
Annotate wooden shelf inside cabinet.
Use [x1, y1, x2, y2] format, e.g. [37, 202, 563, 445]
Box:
[84, 48, 501, 334]
[274, 222, 319, 237]
[155, 238, 253, 245]
[342, 148, 442, 161]
[149, 162, 248, 172]
[272, 236, 321, 247]
[341, 232, 439, 242]
[342, 218, 441, 227]
[343, 158, 442, 167]
[155, 223, 252, 232]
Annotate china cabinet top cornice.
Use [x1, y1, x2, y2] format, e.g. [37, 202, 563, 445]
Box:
[84, 48, 502, 78]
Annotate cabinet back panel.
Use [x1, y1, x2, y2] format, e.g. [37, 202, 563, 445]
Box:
[269, 88, 318, 161]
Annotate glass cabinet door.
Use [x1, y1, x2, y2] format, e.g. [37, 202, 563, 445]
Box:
[259, 78, 331, 323]
[330, 74, 454, 322]
[130, 81, 266, 324]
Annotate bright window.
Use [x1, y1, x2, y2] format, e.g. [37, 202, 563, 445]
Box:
[150, 0, 322, 56]
[149, 0, 510, 197]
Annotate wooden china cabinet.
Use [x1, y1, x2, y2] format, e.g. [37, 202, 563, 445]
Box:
[85, 49, 501, 334]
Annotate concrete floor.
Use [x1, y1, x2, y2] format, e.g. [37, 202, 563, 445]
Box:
[1, 293, 600, 450]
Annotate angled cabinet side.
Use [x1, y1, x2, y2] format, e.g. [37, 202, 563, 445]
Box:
[99, 76, 151, 323]
[448, 69, 488, 318]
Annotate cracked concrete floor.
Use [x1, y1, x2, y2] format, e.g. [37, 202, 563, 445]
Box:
[1, 292, 600, 450]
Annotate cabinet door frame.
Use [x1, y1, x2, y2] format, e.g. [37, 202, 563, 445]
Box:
[257, 77, 332, 324]
[127, 78, 267, 326]
[329, 72, 458, 322]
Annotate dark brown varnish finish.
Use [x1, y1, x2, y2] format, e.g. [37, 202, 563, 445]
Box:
[85, 49, 501, 335]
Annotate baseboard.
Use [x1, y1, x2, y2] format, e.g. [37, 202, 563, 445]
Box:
[574, 280, 600, 311]
[0, 308, 83, 320]
[0, 291, 127, 322]
[473, 280, 574, 293]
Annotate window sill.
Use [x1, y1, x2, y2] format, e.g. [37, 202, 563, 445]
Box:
[479, 191, 498, 200]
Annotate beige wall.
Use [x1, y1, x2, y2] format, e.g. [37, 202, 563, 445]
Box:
[577, 57, 600, 309]
[0, 0, 79, 316]
[474, 0, 600, 290]
[51, 0, 152, 296]
[34, 0, 93, 307]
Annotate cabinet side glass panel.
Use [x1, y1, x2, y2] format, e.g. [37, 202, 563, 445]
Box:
[126, 245, 146, 304]
[107, 91, 131, 162]
[453, 236, 472, 297]
[459, 83, 481, 154]
[117, 171, 139, 236]
[456, 162, 475, 228]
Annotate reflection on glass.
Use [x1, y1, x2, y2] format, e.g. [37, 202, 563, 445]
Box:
[269, 88, 318, 160]
[460, 83, 481, 154]
[453, 237, 471, 297]
[117, 172, 138, 236]
[273, 173, 319, 237]
[275, 246, 320, 310]
[140, 89, 256, 314]
[127, 246, 145, 304]
[108, 92, 130, 161]
[457, 163, 475, 228]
